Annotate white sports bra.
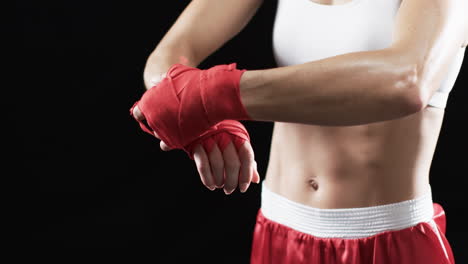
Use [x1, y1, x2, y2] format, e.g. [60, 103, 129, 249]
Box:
[272, 0, 466, 109]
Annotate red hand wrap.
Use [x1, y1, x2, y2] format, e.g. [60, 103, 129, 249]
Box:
[184, 120, 250, 160]
[130, 63, 251, 150]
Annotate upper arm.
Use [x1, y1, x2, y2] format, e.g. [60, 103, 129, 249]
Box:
[389, 0, 468, 105]
[160, 0, 264, 63]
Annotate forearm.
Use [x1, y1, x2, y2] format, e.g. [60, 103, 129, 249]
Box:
[239, 48, 422, 126]
[143, 0, 263, 90]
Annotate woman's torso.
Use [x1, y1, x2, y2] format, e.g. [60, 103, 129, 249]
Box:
[265, 0, 466, 208]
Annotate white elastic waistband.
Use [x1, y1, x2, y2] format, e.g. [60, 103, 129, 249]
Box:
[261, 182, 434, 239]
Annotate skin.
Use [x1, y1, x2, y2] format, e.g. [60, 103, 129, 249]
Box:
[133, 0, 468, 206]
[309, 0, 354, 5]
[133, 0, 264, 195]
[238, 0, 468, 207]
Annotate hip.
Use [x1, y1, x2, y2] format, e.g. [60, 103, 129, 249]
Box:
[250, 181, 454, 264]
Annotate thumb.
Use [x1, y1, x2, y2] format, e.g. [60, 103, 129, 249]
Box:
[253, 161, 261, 184]
[160, 140, 172, 151]
[132, 105, 145, 121]
[132, 105, 161, 139]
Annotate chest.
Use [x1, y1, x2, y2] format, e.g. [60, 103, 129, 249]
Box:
[272, 0, 402, 65]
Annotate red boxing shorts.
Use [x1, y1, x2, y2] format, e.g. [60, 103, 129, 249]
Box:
[250, 182, 455, 264]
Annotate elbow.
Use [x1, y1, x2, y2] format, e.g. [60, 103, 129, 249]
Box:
[391, 63, 426, 116]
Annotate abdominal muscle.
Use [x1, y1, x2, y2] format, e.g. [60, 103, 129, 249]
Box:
[263, 106, 445, 209]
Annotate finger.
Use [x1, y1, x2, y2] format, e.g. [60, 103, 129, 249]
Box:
[133, 105, 161, 139]
[160, 140, 172, 151]
[193, 144, 216, 191]
[222, 141, 241, 195]
[253, 160, 260, 184]
[132, 106, 145, 121]
[237, 141, 255, 193]
[153, 131, 161, 139]
[207, 142, 225, 188]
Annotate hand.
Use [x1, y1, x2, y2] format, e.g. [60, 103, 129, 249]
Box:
[132, 105, 172, 151]
[132, 62, 260, 194]
[134, 70, 170, 150]
[132, 62, 259, 194]
[131, 63, 250, 151]
[191, 137, 260, 195]
[132, 106, 260, 194]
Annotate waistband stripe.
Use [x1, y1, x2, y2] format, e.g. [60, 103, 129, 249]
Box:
[261, 182, 434, 238]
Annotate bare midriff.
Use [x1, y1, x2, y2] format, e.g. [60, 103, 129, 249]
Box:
[263, 106, 444, 209]
[308, 0, 354, 5]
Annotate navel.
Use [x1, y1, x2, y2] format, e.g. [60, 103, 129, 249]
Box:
[308, 178, 319, 191]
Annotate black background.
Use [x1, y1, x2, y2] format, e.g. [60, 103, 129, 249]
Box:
[14, 0, 467, 262]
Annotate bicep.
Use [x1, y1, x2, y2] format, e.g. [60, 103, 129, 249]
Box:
[389, 0, 468, 102]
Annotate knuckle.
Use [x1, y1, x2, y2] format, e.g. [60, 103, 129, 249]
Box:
[210, 161, 224, 172]
[224, 168, 238, 180]
[196, 162, 204, 171]
[239, 152, 254, 164]
[225, 159, 241, 171]
[243, 148, 255, 160]
[194, 145, 204, 154]
[225, 165, 239, 175]
[200, 169, 211, 178]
